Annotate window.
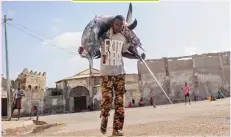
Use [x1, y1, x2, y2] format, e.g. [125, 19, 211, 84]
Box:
[28, 85, 32, 90]
[51, 89, 63, 96]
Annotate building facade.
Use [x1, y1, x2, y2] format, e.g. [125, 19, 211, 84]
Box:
[1, 68, 46, 117]
[55, 68, 140, 112]
[138, 51, 230, 105]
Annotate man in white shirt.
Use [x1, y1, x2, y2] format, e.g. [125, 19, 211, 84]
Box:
[9, 87, 25, 121]
[98, 15, 145, 136]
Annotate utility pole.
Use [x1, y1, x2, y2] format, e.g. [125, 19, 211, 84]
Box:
[3, 15, 13, 119]
[88, 58, 93, 110]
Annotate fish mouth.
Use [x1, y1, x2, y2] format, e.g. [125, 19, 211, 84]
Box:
[80, 48, 90, 58]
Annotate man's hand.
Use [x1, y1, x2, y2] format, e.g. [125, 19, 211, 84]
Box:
[94, 50, 101, 59]
[78, 47, 84, 55]
[141, 53, 146, 60]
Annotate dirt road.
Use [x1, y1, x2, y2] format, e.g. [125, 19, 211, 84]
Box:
[28, 98, 230, 136]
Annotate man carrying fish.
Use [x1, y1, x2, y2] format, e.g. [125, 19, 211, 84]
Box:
[79, 15, 145, 136]
[78, 3, 147, 135]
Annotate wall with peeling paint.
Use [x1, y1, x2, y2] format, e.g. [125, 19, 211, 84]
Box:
[138, 51, 230, 105]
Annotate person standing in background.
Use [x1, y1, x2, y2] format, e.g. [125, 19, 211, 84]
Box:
[182, 82, 191, 105]
[132, 98, 135, 107]
[9, 86, 25, 121]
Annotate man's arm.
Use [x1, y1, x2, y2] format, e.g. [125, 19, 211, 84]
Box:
[122, 51, 138, 59]
[21, 90, 25, 96]
[124, 46, 146, 60]
[13, 93, 16, 103]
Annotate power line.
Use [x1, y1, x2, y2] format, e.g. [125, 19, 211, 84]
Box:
[7, 23, 77, 56]
[11, 22, 53, 40]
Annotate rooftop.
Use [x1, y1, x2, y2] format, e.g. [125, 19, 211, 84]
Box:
[56, 68, 100, 83]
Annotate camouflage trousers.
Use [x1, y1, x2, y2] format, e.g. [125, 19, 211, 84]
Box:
[100, 74, 125, 131]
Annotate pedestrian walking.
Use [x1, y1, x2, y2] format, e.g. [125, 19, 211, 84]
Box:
[78, 15, 145, 136]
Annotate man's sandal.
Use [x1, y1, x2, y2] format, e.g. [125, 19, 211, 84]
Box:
[100, 117, 108, 134]
[112, 130, 124, 136]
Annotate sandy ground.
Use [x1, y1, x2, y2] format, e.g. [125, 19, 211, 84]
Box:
[21, 98, 230, 136]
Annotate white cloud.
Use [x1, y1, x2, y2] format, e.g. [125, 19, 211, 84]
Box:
[52, 18, 63, 24]
[183, 46, 199, 55]
[65, 56, 100, 76]
[50, 18, 64, 32]
[51, 27, 57, 31]
[46, 32, 82, 49]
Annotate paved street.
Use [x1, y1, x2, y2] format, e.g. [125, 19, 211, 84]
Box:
[26, 98, 230, 136]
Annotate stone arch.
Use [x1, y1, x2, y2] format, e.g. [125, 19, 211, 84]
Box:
[69, 86, 90, 97]
[28, 85, 32, 90]
[69, 86, 90, 112]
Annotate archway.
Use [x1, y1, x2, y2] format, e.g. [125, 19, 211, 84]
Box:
[69, 86, 90, 112]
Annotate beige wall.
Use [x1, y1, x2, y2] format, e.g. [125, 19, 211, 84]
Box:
[56, 74, 141, 110]
[138, 51, 230, 105]
[125, 74, 140, 107]
[9, 69, 46, 116]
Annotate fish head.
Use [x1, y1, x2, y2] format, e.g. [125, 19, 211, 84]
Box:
[124, 3, 145, 54]
[130, 30, 145, 56]
[124, 20, 145, 54]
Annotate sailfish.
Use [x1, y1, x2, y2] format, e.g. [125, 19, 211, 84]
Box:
[79, 3, 144, 74]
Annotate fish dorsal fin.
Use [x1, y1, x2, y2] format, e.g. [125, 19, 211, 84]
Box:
[126, 3, 132, 25]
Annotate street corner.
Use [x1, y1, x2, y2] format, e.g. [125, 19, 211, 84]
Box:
[2, 120, 35, 136]
[2, 120, 34, 130]
[31, 122, 59, 134]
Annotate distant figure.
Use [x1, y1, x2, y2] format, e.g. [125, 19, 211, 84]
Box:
[9, 87, 25, 121]
[192, 92, 197, 101]
[139, 97, 144, 106]
[151, 96, 156, 108]
[128, 102, 132, 108]
[150, 97, 153, 105]
[132, 98, 135, 107]
[29, 104, 38, 120]
[217, 91, 224, 99]
[182, 82, 190, 105]
[208, 95, 216, 101]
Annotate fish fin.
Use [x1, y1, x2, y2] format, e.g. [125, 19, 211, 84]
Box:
[126, 3, 132, 25]
[127, 19, 137, 30]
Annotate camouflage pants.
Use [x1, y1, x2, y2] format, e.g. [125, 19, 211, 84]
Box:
[100, 74, 125, 131]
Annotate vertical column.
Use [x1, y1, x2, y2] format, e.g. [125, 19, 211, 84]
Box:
[163, 57, 169, 77]
[137, 60, 143, 95]
[63, 81, 67, 113]
[218, 53, 228, 89]
[163, 57, 170, 97]
[192, 55, 199, 97]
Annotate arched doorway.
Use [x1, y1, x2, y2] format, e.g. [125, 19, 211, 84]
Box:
[69, 86, 90, 112]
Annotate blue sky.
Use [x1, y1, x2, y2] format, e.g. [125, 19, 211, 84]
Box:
[1, 2, 230, 87]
